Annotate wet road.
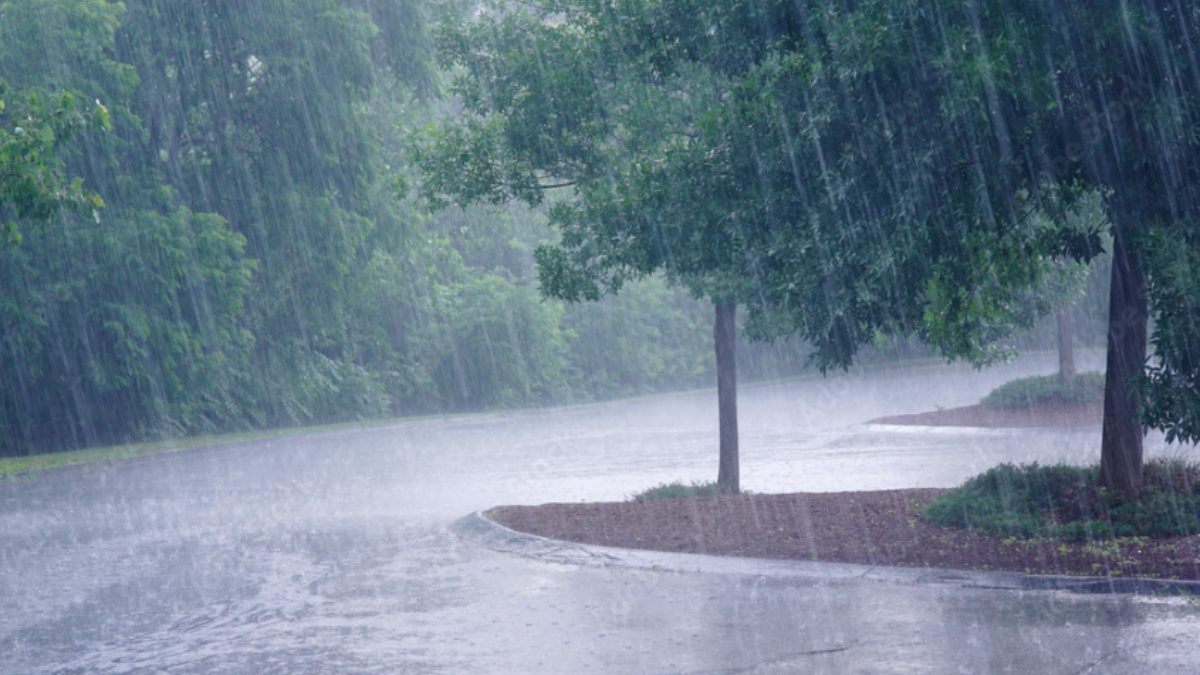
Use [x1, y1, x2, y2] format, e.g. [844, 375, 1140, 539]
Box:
[3, 355, 1199, 673]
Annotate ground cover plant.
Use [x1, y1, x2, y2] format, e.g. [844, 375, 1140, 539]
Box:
[923, 460, 1200, 539]
[980, 373, 1105, 410]
[630, 481, 727, 502]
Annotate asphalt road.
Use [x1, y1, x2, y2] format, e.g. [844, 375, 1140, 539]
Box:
[3, 354, 1198, 673]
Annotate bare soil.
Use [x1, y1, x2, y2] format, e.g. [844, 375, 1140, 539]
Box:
[869, 400, 1103, 428]
[491, 490, 1200, 580]
[492, 399, 1191, 580]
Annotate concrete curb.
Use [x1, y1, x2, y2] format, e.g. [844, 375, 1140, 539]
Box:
[452, 510, 1200, 597]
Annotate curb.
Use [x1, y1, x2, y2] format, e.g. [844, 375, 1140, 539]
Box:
[451, 510, 1200, 597]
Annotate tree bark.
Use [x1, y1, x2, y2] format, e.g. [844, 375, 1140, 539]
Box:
[714, 300, 739, 494]
[1099, 228, 1148, 495]
[1056, 307, 1076, 383]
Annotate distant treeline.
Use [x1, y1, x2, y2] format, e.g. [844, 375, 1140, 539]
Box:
[0, 0, 755, 455]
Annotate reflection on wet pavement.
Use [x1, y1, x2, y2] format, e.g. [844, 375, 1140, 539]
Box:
[3, 354, 1198, 673]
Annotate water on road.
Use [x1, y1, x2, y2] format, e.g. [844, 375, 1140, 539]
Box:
[3, 355, 1198, 673]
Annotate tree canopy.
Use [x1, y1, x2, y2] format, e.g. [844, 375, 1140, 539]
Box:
[1, 0, 769, 456]
[5, 0, 1190, 491]
[420, 0, 1200, 492]
[0, 81, 108, 243]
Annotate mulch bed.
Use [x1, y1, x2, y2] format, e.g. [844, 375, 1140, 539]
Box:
[869, 400, 1103, 428]
[490, 490, 1200, 580]
[493, 399, 1193, 580]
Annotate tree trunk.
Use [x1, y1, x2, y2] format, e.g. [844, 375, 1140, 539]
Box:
[714, 300, 739, 494]
[1056, 307, 1076, 383]
[1099, 228, 1148, 495]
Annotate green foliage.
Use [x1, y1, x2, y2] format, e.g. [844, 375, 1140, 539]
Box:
[562, 277, 712, 398]
[924, 192, 1107, 366]
[420, 0, 1200, 485]
[980, 372, 1105, 410]
[630, 480, 726, 502]
[1143, 227, 1200, 444]
[0, 0, 130, 235]
[2, 0, 815, 458]
[9, 0, 1197, 469]
[0, 0, 437, 453]
[0, 81, 108, 242]
[0, 206, 256, 453]
[923, 460, 1200, 539]
[0, 0, 133, 95]
[418, 2, 747, 310]
[427, 271, 572, 409]
[417, 0, 1112, 371]
[0, 0, 266, 453]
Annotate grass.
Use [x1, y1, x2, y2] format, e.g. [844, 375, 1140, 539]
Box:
[980, 371, 1105, 409]
[0, 415, 419, 479]
[0, 430, 291, 479]
[630, 480, 730, 502]
[923, 460, 1200, 539]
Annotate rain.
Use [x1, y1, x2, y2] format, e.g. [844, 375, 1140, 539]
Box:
[2, 1, 1200, 672]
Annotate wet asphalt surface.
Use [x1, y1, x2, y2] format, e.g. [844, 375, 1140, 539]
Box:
[3, 354, 1200, 673]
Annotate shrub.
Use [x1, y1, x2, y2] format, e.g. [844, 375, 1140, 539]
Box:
[923, 459, 1200, 539]
[630, 481, 727, 502]
[980, 372, 1105, 409]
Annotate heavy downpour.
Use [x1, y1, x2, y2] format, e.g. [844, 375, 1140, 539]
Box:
[2, 1, 1200, 673]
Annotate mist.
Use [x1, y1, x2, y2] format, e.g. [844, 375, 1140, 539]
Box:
[4, 0, 1200, 672]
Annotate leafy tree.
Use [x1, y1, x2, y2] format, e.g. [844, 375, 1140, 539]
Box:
[2, 0, 429, 450]
[418, 3, 764, 491]
[3, 0, 740, 457]
[67, 0, 448, 431]
[3, 0, 794, 459]
[640, 0, 1200, 494]
[0, 207, 256, 452]
[1038, 196, 1110, 384]
[0, 81, 107, 243]
[349, 235, 573, 412]
[423, 0, 1200, 496]
[562, 277, 712, 398]
[926, 192, 1107, 382]
[0, 0, 263, 453]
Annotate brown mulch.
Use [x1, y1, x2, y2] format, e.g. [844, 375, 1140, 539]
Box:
[869, 400, 1103, 428]
[490, 490, 1200, 580]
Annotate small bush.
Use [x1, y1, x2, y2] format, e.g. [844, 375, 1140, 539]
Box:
[630, 481, 727, 502]
[980, 372, 1105, 409]
[923, 460, 1200, 539]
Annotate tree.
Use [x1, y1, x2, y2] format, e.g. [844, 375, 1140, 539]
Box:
[935, 193, 1105, 382]
[607, 0, 1200, 494]
[0, 0, 260, 453]
[425, 0, 1200, 496]
[418, 3, 765, 492]
[0, 81, 107, 243]
[0, 0, 440, 451]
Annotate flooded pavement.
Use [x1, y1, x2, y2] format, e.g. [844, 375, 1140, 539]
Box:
[3, 355, 1199, 673]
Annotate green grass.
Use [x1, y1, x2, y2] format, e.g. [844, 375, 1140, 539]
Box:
[0, 430, 283, 478]
[923, 460, 1200, 539]
[980, 371, 1105, 409]
[0, 415, 419, 479]
[630, 480, 730, 502]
